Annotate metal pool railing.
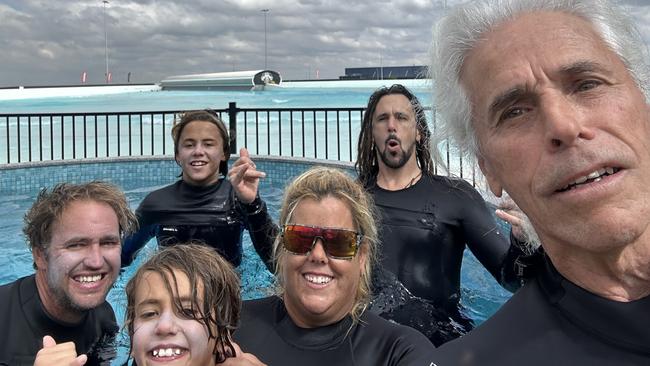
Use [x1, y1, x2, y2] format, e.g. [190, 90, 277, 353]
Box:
[0, 111, 178, 162]
[0, 103, 479, 185]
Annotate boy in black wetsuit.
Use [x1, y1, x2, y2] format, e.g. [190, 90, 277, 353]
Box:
[121, 110, 277, 271]
[356, 84, 540, 345]
[428, 0, 650, 364]
[0, 182, 138, 366]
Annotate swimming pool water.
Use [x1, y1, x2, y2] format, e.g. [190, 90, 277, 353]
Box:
[0, 173, 510, 364]
[0, 81, 433, 114]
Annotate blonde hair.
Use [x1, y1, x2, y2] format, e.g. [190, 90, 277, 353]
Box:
[272, 166, 378, 323]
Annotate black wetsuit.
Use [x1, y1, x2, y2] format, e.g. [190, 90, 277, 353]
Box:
[0, 275, 117, 366]
[121, 179, 276, 269]
[432, 256, 650, 365]
[234, 296, 435, 365]
[368, 174, 538, 345]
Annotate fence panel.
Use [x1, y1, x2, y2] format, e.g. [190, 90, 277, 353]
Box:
[0, 104, 478, 185]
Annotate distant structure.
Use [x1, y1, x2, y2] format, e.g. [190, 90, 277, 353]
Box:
[339, 66, 427, 80]
[160, 70, 282, 90]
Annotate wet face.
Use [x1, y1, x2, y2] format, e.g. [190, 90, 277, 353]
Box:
[281, 196, 366, 328]
[461, 11, 650, 256]
[131, 270, 217, 366]
[176, 120, 226, 187]
[371, 94, 421, 170]
[34, 200, 121, 315]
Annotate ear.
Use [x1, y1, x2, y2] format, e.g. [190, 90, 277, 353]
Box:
[478, 156, 503, 197]
[33, 247, 47, 271]
[358, 241, 368, 270]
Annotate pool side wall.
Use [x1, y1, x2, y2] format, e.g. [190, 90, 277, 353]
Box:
[0, 155, 355, 196]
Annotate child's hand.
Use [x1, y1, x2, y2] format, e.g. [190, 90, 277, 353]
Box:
[221, 342, 267, 366]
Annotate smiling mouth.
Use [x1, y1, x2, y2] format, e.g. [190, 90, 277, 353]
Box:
[190, 161, 207, 166]
[73, 274, 104, 284]
[304, 274, 333, 285]
[152, 347, 186, 358]
[557, 167, 620, 192]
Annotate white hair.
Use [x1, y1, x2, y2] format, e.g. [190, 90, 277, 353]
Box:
[430, 0, 650, 158]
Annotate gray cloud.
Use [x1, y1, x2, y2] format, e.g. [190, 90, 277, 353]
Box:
[0, 0, 648, 87]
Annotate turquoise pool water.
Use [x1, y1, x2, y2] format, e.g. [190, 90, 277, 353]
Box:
[0, 157, 510, 364]
[0, 81, 433, 114]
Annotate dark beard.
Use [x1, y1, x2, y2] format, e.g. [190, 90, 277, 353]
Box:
[46, 270, 95, 313]
[375, 141, 416, 169]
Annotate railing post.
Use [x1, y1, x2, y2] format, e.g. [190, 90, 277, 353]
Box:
[228, 102, 238, 155]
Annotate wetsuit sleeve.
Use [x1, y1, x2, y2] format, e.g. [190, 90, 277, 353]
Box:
[458, 183, 536, 292]
[121, 224, 156, 267]
[237, 195, 279, 272]
[499, 233, 545, 292]
[389, 327, 437, 366]
[121, 205, 156, 267]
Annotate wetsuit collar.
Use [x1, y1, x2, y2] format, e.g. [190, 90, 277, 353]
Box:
[371, 173, 425, 193]
[179, 177, 223, 191]
[25, 275, 90, 328]
[538, 257, 650, 354]
[275, 297, 354, 350]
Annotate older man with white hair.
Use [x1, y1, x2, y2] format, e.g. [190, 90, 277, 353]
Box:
[429, 0, 650, 364]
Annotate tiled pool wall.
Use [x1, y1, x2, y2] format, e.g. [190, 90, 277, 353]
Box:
[0, 156, 355, 195]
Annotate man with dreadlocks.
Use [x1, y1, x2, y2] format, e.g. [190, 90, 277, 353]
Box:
[356, 84, 540, 346]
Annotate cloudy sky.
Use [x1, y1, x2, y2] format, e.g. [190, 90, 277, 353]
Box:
[1, 0, 649, 87]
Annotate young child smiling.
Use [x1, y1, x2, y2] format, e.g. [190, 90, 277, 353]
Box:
[124, 244, 256, 365]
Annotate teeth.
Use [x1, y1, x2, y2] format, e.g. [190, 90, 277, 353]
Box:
[304, 274, 332, 284]
[561, 167, 618, 191]
[190, 161, 206, 166]
[152, 348, 182, 357]
[76, 275, 101, 283]
[574, 175, 588, 184]
[586, 171, 600, 179]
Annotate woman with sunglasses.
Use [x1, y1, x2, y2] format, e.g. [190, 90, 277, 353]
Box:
[233, 167, 434, 365]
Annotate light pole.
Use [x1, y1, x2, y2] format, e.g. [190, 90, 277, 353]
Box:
[379, 50, 383, 80]
[102, 0, 110, 83]
[261, 9, 269, 70]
